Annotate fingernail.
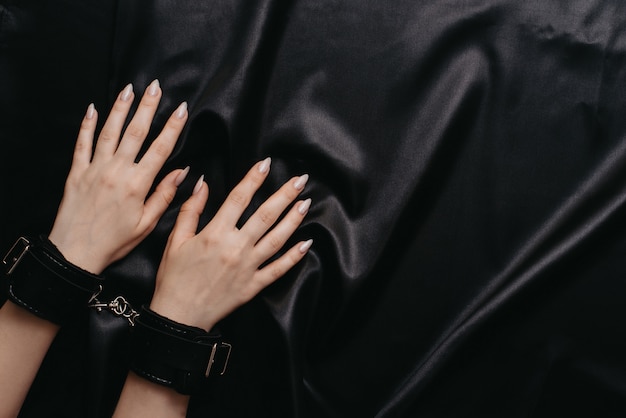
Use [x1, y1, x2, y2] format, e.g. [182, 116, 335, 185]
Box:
[175, 166, 190, 187]
[258, 157, 271, 174]
[176, 101, 188, 119]
[193, 174, 204, 195]
[299, 239, 313, 254]
[298, 198, 311, 215]
[148, 79, 160, 96]
[86, 103, 95, 119]
[294, 174, 309, 191]
[121, 83, 133, 101]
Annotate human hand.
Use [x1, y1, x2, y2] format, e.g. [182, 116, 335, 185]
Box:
[48, 81, 189, 274]
[149, 159, 312, 331]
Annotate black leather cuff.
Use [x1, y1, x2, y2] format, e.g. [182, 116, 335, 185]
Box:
[130, 306, 231, 395]
[2, 236, 104, 326]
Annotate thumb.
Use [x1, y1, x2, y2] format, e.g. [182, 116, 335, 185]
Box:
[169, 175, 209, 246]
[140, 167, 189, 232]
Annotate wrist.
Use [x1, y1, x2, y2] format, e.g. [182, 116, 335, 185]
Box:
[47, 233, 108, 274]
[3, 235, 105, 326]
[129, 306, 232, 395]
[114, 371, 189, 418]
[149, 295, 217, 332]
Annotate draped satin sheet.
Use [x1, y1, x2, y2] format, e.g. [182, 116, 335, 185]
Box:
[2, 1, 626, 416]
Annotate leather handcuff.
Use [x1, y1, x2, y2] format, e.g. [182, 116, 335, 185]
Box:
[2, 236, 231, 395]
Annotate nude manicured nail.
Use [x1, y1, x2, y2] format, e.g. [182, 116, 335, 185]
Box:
[294, 174, 309, 191]
[175, 166, 190, 187]
[148, 79, 160, 96]
[193, 175, 205, 195]
[299, 239, 313, 254]
[121, 83, 133, 101]
[86, 103, 95, 119]
[176, 102, 188, 119]
[298, 198, 312, 215]
[258, 157, 271, 174]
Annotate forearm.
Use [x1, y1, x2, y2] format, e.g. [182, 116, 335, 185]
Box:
[113, 372, 189, 418]
[0, 82, 193, 417]
[0, 301, 59, 418]
[0, 299, 190, 418]
[113, 301, 211, 417]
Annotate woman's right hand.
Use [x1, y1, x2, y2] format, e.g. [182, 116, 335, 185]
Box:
[149, 159, 312, 331]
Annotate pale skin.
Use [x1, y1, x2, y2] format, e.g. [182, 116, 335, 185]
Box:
[0, 80, 312, 418]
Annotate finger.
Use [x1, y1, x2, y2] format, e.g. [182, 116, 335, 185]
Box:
[169, 175, 208, 245]
[70, 103, 97, 173]
[92, 83, 134, 161]
[240, 174, 309, 242]
[137, 101, 188, 179]
[253, 239, 313, 289]
[115, 80, 162, 161]
[138, 166, 191, 233]
[253, 198, 311, 260]
[211, 158, 272, 227]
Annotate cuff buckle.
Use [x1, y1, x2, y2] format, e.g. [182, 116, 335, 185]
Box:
[205, 342, 232, 377]
[2, 237, 31, 275]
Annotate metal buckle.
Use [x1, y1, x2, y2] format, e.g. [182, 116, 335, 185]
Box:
[2, 237, 31, 275]
[205, 342, 232, 377]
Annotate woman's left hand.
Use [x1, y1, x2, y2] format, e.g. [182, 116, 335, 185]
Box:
[49, 80, 189, 274]
[149, 159, 313, 331]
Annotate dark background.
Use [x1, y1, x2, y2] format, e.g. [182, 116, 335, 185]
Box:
[2, 1, 626, 416]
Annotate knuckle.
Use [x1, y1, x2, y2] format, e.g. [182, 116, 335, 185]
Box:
[269, 264, 285, 281]
[151, 140, 172, 158]
[228, 189, 249, 209]
[125, 125, 147, 140]
[159, 187, 176, 206]
[267, 235, 284, 252]
[111, 100, 129, 114]
[74, 138, 88, 152]
[219, 250, 241, 267]
[257, 209, 274, 227]
[200, 233, 219, 248]
[180, 200, 197, 214]
[141, 97, 159, 109]
[126, 181, 143, 197]
[98, 132, 117, 144]
[158, 125, 182, 143]
[98, 172, 117, 189]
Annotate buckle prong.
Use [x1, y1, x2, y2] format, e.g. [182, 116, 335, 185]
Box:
[205, 342, 232, 377]
[2, 237, 31, 275]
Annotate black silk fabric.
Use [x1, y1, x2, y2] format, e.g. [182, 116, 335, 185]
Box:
[2, 1, 626, 416]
